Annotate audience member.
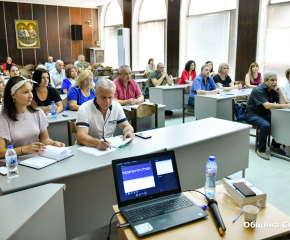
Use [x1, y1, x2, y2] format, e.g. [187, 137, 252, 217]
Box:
[76, 54, 92, 73]
[32, 69, 63, 115]
[9, 65, 20, 78]
[188, 64, 219, 107]
[213, 63, 242, 91]
[49, 60, 65, 87]
[76, 79, 134, 150]
[245, 62, 263, 88]
[280, 68, 290, 103]
[177, 60, 196, 85]
[245, 72, 290, 160]
[44, 56, 56, 71]
[0, 75, 5, 103]
[0, 76, 64, 158]
[113, 65, 144, 105]
[145, 58, 156, 74]
[205, 61, 215, 77]
[74, 55, 82, 66]
[2, 57, 16, 71]
[65, 70, 95, 111]
[145, 63, 172, 97]
[35, 64, 47, 70]
[61, 64, 78, 94]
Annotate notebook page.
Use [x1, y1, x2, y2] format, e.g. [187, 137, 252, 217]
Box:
[77, 146, 117, 156]
[19, 156, 56, 169]
[41, 146, 70, 160]
[106, 136, 132, 149]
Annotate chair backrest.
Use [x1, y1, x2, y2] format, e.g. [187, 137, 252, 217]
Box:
[19, 69, 31, 78]
[140, 70, 145, 73]
[25, 64, 34, 71]
[145, 72, 150, 78]
[67, 121, 77, 146]
[183, 85, 191, 95]
[133, 104, 158, 132]
[62, 97, 68, 109]
[174, 77, 180, 85]
[131, 74, 136, 79]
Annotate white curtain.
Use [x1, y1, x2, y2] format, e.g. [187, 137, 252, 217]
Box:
[104, 27, 118, 68]
[105, 1, 123, 27]
[186, 11, 230, 75]
[139, 0, 166, 22]
[139, 21, 165, 71]
[189, 0, 236, 16]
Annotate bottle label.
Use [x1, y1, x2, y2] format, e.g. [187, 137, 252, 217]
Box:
[6, 157, 17, 164]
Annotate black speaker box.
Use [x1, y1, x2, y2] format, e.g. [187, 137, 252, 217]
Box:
[71, 25, 83, 40]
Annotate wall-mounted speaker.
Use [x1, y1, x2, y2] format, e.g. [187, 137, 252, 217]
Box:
[71, 25, 83, 40]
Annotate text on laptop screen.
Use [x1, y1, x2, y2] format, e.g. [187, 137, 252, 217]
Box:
[115, 153, 178, 202]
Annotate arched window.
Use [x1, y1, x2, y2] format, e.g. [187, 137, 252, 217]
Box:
[138, 0, 166, 71]
[104, 1, 123, 68]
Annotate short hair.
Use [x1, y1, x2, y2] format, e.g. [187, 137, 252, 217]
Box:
[264, 72, 277, 82]
[184, 60, 195, 72]
[3, 76, 37, 121]
[95, 78, 116, 95]
[201, 64, 211, 71]
[148, 58, 154, 64]
[157, 63, 164, 68]
[65, 64, 78, 78]
[218, 63, 230, 75]
[78, 54, 84, 57]
[35, 64, 46, 70]
[247, 62, 259, 83]
[9, 65, 20, 73]
[48, 56, 53, 59]
[6, 57, 12, 62]
[73, 70, 94, 89]
[285, 68, 290, 79]
[119, 65, 130, 73]
[56, 60, 63, 65]
[205, 61, 213, 72]
[32, 68, 50, 89]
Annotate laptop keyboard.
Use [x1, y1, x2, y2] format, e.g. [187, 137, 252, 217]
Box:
[126, 196, 194, 222]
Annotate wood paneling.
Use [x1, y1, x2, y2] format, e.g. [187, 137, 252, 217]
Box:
[235, 0, 260, 81]
[46, 5, 60, 60]
[19, 3, 35, 65]
[123, 0, 132, 67]
[0, 2, 7, 64]
[4, 2, 22, 65]
[92, 9, 99, 46]
[81, 8, 92, 61]
[59, 6, 72, 63]
[33, 4, 47, 64]
[167, 0, 180, 77]
[70, 7, 82, 62]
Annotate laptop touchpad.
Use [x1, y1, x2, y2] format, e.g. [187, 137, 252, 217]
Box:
[150, 215, 176, 229]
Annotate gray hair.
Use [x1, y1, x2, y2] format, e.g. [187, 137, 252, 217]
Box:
[119, 65, 130, 73]
[157, 63, 164, 68]
[78, 54, 84, 57]
[56, 60, 63, 65]
[264, 72, 277, 81]
[95, 79, 116, 95]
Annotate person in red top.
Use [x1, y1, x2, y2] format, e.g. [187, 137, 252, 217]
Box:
[2, 57, 16, 71]
[113, 65, 144, 105]
[177, 60, 196, 85]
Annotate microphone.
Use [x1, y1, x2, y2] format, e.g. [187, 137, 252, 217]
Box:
[207, 199, 226, 236]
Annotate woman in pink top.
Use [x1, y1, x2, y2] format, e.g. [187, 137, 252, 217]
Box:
[177, 60, 196, 85]
[245, 62, 263, 88]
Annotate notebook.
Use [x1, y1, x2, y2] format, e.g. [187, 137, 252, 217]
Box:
[112, 150, 208, 237]
[19, 146, 73, 169]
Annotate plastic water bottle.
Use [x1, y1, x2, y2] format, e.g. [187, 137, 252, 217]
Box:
[51, 101, 57, 120]
[220, 84, 224, 96]
[205, 156, 217, 198]
[5, 145, 18, 179]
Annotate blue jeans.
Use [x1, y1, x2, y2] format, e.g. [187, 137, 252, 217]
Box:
[188, 98, 195, 107]
[145, 88, 149, 97]
[245, 113, 280, 152]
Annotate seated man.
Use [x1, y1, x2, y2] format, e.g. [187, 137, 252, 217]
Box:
[145, 63, 172, 97]
[49, 60, 65, 87]
[113, 65, 144, 105]
[280, 68, 290, 104]
[188, 64, 219, 107]
[245, 72, 290, 160]
[76, 79, 134, 150]
[44, 56, 56, 71]
[74, 54, 81, 66]
[76, 54, 92, 73]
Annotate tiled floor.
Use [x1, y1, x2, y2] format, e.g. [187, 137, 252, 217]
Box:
[73, 110, 290, 240]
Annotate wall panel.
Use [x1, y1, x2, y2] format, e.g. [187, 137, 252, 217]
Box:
[0, 1, 7, 64]
[81, 8, 92, 61]
[92, 9, 99, 47]
[59, 6, 72, 63]
[46, 5, 60, 60]
[70, 7, 82, 62]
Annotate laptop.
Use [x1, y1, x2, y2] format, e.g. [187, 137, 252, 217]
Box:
[112, 150, 208, 237]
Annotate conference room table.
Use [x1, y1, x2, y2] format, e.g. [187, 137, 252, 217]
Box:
[0, 118, 251, 239]
[135, 78, 147, 89]
[194, 89, 252, 121]
[149, 84, 190, 111]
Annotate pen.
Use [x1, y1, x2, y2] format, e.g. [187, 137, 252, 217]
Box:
[232, 210, 243, 223]
[117, 223, 130, 228]
[102, 137, 111, 149]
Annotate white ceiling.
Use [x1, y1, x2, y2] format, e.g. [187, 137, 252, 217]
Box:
[4, 0, 113, 8]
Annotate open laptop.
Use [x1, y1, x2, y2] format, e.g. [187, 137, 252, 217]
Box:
[112, 150, 208, 237]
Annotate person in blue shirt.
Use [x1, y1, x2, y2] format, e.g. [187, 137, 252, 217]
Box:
[74, 54, 82, 66]
[44, 56, 56, 71]
[188, 64, 219, 107]
[65, 70, 95, 111]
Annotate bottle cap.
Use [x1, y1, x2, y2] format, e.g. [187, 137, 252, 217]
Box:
[209, 156, 215, 161]
[51, 101, 55, 103]
[7, 145, 13, 149]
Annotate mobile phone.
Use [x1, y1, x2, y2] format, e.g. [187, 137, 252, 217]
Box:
[233, 182, 256, 197]
[62, 114, 68, 117]
[135, 132, 152, 139]
[0, 167, 7, 176]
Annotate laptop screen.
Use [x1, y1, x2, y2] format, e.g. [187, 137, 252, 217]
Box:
[113, 151, 179, 203]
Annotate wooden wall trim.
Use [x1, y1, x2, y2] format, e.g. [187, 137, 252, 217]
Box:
[0, 1, 8, 64]
[123, 0, 132, 67]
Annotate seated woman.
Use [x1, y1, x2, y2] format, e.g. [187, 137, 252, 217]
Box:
[0, 75, 5, 103]
[145, 58, 156, 74]
[177, 60, 196, 85]
[65, 70, 95, 111]
[205, 61, 215, 77]
[61, 64, 78, 94]
[32, 69, 63, 115]
[213, 63, 242, 91]
[0, 76, 64, 159]
[9, 65, 20, 78]
[2, 57, 16, 71]
[245, 62, 263, 88]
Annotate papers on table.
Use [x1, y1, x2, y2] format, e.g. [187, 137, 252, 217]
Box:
[77, 146, 117, 156]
